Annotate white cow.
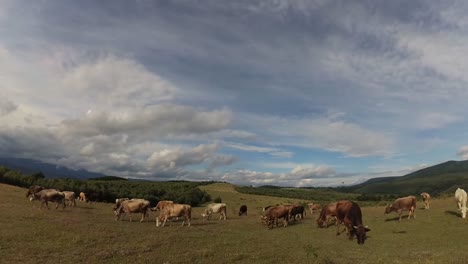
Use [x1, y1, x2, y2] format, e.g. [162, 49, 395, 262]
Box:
[455, 188, 467, 219]
[201, 203, 227, 221]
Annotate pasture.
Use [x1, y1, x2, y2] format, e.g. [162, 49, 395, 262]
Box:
[1, 183, 468, 264]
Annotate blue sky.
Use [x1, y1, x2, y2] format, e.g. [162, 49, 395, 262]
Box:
[1, 0, 468, 186]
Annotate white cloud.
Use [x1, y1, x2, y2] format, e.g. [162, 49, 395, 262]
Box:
[457, 146, 468, 160]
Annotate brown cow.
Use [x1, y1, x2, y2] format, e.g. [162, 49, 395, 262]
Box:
[29, 189, 66, 209]
[114, 199, 150, 222]
[307, 203, 322, 215]
[420, 192, 431, 210]
[26, 185, 44, 198]
[238, 205, 247, 216]
[385, 195, 416, 222]
[156, 203, 192, 227]
[263, 205, 291, 229]
[335, 200, 370, 245]
[316, 202, 338, 228]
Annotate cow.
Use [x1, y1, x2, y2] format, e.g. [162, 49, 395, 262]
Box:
[156, 203, 191, 227]
[307, 203, 322, 215]
[263, 205, 273, 212]
[420, 192, 431, 209]
[29, 189, 66, 210]
[201, 203, 227, 221]
[238, 205, 247, 216]
[289, 205, 306, 221]
[455, 188, 467, 219]
[114, 199, 150, 222]
[26, 185, 44, 198]
[263, 205, 291, 229]
[335, 200, 370, 245]
[78, 192, 87, 202]
[385, 195, 416, 222]
[150, 200, 174, 212]
[63, 191, 76, 207]
[316, 202, 338, 228]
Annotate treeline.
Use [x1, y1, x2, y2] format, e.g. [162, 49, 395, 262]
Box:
[0, 166, 212, 206]
[235, 185, 360, 203]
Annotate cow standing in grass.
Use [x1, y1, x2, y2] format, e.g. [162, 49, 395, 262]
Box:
[455, 188, 467, 219]
[420, 192, 431, 209]
[238, 205, 247, 216]
[316, 202, 338, 228]
[385, 196, 416, 222]
[201, 203, 227, 221]
[114, 199, 150, 222]
[335, 200, 370, 245]
[263, 205, 291, 229]
[308, 203, 321, 215]
[63, 191, 76, 207]
[29, 189, 66, 210]
[156, 203, 192, 227]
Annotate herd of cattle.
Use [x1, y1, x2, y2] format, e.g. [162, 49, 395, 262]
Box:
[25, 185, 468, 245]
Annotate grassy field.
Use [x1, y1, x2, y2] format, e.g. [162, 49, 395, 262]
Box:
[1, 183, 468, 264]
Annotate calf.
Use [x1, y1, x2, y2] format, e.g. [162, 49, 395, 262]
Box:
[63, 191, 76, 207]
[420, 192, 431, 209]
[29, 189, 66, 210]
[307, 203, 322, 215]
[156, 203, 191, 227]
[201, 203, 227, 221]
[385, 196, 416, 222]
[238, 205, 247, 216]
[455, 188, 467, 218]
[335, 200, 370, 245]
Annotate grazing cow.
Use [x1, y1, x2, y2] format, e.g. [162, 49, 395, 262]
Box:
[150, 200, 174, 212]
[385, 196, 416, 222]
[307, 203, 322, 215]
[238, 205, 248, 216]
[316, 202, 338, 228]
[29, 189, 66, 209]
[78, 192, 87, 202]
[201, 203, 227, 221]
[420, 192, 431, 209]
[263, 205, 291, 229]
[26, 185, 44, 198]
[335, 200, 370, 245]
[114, 199, 150, 222]
[290, 205, 306, 220]
[156, 203, 191, 227]
[63, 191, 76, 207]
[455, 188, 467, 219]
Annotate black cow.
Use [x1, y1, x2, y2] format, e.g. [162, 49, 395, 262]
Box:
[238, 205, 248, 216]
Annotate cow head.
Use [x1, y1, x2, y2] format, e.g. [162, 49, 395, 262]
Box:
[384, 204, 393, 214]
[156, 216, 163, 227]
[353, 225, 370, 245]
[316, 218, 326, 228]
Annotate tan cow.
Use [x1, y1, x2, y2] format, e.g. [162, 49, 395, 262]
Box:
[307, 203, 322, 215]
[29, 189, 66, 210]
[201, 203, 227, 221]
[156, 203, 191, 227]
[150, 200, 174, 211]
[420, 192, 431, 209]
[114, 199, 150, 222]
[385, 195, 416, 222]
[455, 188, 467, 218]
[63, 191, 76, 207]
[263, 205, 292, 229]
[78, 192, 87, 202]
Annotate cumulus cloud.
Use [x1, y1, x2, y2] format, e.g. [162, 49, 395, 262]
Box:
[457, 146, 468, 160]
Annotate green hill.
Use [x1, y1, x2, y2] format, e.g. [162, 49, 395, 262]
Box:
[347, 160, 468, 196]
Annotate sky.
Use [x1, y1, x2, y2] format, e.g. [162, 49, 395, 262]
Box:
[1, 0, 468, 187]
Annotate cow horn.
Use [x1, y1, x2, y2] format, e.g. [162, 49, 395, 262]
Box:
[353, 225, 358, 229]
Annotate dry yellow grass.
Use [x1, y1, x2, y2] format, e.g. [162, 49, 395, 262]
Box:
[2, 183, 468, 264]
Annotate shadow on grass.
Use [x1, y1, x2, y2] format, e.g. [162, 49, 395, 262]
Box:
[392, 230, 407, 234]
[444, 210, 460, 217]
[384, 215, 413, 222]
